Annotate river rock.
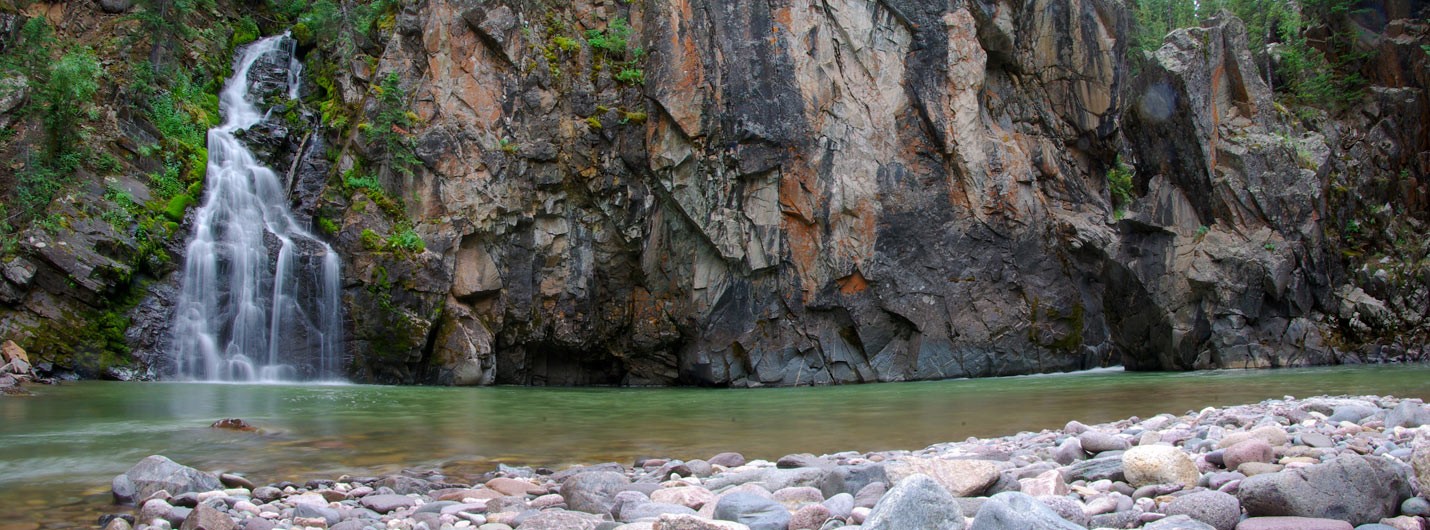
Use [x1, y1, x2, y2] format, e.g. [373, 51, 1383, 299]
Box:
[359, 494, 418, 514]
[713, 492, 790, 530]
[1053, 438, 1086, 465]
[708, 453, 746, 468]
[1400, 497, 1429, 516]
[772, 486, 823, 508]
[652, 514, 751, 530]
[1385, 402, 1430, 429]
[787, 504, 830, 530]
[1224, 439, 1275, 470]
[517, 509, 604, 530]
[1219, 427, 1289, 449]
[122, 456, 224, 500]
[853, 482, 885, 508]
[1124, 446, 1200, 488]
[1079, 431, 1131, 454]
[1065, 454, 1126, 482]
[1327, 405, 1378, 424]
[1164, 490, 1241, 530]
[486, 477, 542, 496]
[293, 503, 341, 526]
[1018, 470, 1067, 496]
[1234, 516, 1354, 530]
[625, 502, 700, 521]
[1237, 455, 1412, 524]
[1299, 433, 1334, 448]
[1409, 444, 1430, 494]
[1143, 515, 1219, 530]
[863, 474, 965, 530]
[968, 491, 1080, 530]
[177, 504, 233, 530]
[885, 458, 999, 496]
[820, 493, 853, 519]
[652, 487, 716, 510]
[562, 471, 633, 517]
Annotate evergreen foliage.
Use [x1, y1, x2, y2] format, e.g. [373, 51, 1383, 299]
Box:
[1128, 0, 1368, 110]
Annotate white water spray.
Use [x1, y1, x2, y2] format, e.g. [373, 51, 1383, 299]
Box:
[170, 35, 343, 382]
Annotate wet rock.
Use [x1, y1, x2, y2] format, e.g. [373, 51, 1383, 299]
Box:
[863, 474, 965, 530]
[712, 492, 791, 530]
[1165, 490, 1241, 530]
[209, 419, 258, 432]
[562, 471, 633, 517]
[1124, 446, 1200, 488]
[1237, 455, 1413, 524]
[1234, 517, 1354, 530]
[968, 491, 1080, 530]
[122, 456, 224, 500]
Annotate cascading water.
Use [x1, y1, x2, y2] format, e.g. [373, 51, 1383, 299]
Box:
[170, 34, 343, 382]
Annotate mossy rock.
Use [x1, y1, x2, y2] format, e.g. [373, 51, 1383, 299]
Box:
[164, 193, 195, 222]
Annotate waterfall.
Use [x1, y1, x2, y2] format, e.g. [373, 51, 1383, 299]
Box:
[169, 35, 343, 382]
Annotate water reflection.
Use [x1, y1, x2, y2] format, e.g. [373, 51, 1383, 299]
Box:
[1, 365, 1427, 526]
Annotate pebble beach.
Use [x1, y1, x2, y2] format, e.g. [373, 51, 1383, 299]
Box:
[99, 395, 1430, 530]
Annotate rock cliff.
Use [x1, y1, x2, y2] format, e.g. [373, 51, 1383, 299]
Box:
[0, 0, 1425, 385]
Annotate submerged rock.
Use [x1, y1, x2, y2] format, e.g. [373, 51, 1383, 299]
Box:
[119, 456, 223, 501]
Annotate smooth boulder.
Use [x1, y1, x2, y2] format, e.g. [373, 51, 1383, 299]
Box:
[1123, 445, 1200, 488]
[885, 458, 999, 497]
[1237, 455, 1412, 525]
[562, 471, 634, 517]
[968, 491, 1082, 530]
[713, 492, 790, 530]
[1164, 490, 1241, 530]
[120, 456, 223, 500]
[863, 474, 965, 530]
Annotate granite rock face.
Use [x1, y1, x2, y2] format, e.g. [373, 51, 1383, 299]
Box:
[308, 1, 1429, 385]
[2, 1, 1426, 385]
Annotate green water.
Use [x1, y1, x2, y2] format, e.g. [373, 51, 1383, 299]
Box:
[2, 365, 1429, 528]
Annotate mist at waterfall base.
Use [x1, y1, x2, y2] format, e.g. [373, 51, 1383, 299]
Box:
[169, 35, 343, 383]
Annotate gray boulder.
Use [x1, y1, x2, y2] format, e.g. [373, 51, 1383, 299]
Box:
[1384, 401, 1430, 429]
[562, 471, 633, 517]
[968, 491, 1081, 530]
[1237, 455, 1413, 525]
[120, 456, 223, 500]
[863, 474, 965, 530]
[1164, 490, 1240, 530]
[713, 492, 791, 530]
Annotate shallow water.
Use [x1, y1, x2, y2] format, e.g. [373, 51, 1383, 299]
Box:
[2, 365, 1428, 527]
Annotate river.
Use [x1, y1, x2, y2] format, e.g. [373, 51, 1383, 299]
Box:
[2, 365, 1428, 528]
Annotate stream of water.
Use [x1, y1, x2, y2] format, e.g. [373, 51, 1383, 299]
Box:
[1, 365, 1428, 528]
[169, 35, 342, 383]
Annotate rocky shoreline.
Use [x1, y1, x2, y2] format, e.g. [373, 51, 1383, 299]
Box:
[97, 395, 1430, 530]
